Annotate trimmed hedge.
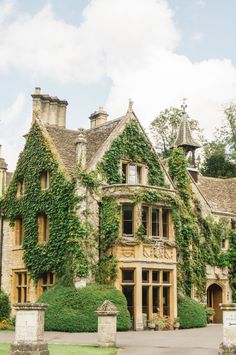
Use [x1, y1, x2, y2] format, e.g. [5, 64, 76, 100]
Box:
[0, 291, 11, 321]
[178, 296, 207, 329]
[38, 284, 131, 332]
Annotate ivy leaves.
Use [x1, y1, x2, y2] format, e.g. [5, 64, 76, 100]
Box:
[99, 121, 166, 187]
[3, 123, 89, 282]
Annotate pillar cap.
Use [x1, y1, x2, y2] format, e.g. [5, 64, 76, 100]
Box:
[220, 303, 236, 311]
[96, 300, 118, 316]
[13, 303, 48, 311]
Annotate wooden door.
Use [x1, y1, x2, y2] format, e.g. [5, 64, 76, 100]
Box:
[207, 284, 223, 323]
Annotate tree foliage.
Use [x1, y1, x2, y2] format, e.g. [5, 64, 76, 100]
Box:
[150, 107, 202, 157]
[201, 141, 236, 178]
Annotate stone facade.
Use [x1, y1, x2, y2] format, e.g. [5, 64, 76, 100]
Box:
[0, 88, 235, 329]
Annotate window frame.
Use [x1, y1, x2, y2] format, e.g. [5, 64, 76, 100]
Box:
[14, 218, 24, 247]
[121, 161, 144, 185]
[16, 179, 25, 199]
[40, 171, 50, 191]
[37, 214, 49, 243]
[38, 272, 55, 296]
[13, 270, 28, 304]
[141, 205, 171, 239]
[122, 204, 134, 237]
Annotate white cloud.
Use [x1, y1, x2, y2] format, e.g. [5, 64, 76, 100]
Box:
[0, 93, 25, 123]
[192, 31, 205, 41]
[1, 0, 236, 168]
[0, 93, 30, 170]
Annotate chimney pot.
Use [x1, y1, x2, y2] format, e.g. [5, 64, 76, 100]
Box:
[89, 106, 108, 129]
[34, 87, 41, 95]
[31, 88, 68, 127]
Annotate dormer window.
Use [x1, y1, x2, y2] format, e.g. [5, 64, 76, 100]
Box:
[16, 179, 25, 198]
[40, 171, 50, 190]
[122, 162, 142, 184]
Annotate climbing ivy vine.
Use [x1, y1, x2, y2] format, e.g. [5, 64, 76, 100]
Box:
[1, 123, 89, 282]
[99, 120, 167, 187]
[1, 118, 235, 302]
[168, 148, 230, 299]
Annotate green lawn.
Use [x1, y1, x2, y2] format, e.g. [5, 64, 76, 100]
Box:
[0, 344, 117, 355]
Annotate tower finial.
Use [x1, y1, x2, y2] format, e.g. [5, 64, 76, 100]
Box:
[181, 97, 187, 113]
[127, 98, 133, 113]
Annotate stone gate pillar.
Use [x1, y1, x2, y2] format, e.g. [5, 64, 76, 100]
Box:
[96, 300, 118, 347]
[219, 303, 236, 354]
[9, 303, 49, 355]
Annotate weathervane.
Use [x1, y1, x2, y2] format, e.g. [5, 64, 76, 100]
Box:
[181, 97, 187, 113]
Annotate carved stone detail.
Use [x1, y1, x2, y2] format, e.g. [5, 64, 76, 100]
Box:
[143, 241, 174, 260]
[121, 246, 135, 258]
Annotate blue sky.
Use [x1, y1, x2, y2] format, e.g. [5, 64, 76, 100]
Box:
[1, 0, 236, 170]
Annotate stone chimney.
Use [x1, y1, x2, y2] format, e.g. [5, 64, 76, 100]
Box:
[89, 107, 108, 129]
[75, 129, 87, 169]
[0, 145, 7, 197]
[31, 87, 68, 128]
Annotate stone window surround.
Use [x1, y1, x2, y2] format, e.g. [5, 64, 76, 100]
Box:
[40, 171, 50, 191]
[142, 205, 171, 239]
[37, 272, 55, 298]
[120, 200, 174, 241]
[37, 214, 49, 244]
[16, 179, 25, 199]
[12, 269, 29, 304]
[120, 160, 147, 185]
[120, 267, 173, 319]
[14, 218, 24, 247]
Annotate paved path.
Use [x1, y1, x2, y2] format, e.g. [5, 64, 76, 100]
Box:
[0, 324, 222, 355]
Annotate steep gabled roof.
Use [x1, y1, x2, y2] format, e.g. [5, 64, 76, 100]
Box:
[86, 117, 123, 165]
[197, 175, 236, 214]
[44, 117, 123, 177]
[45, 125, 79, 177]
[172, 114, 200, 149]
[43, 108, 175, 190]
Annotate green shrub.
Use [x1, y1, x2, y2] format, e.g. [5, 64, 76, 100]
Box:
[178, 296, 207, 329]
[0, 291, 11, 321]
[38, 284, 131, 332]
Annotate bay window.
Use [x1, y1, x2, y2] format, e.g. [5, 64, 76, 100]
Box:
[142, 206, 171, 239]
[122, 205, 134, 236]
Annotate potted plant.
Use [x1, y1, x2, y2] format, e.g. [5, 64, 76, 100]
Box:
[156, 316, 172, 331]
[147, 318, 156, 330]
[174, 317, 180, 329]
[204, 306, 215, 323]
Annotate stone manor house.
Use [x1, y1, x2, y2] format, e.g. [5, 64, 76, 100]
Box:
[0, 88, 235, 330]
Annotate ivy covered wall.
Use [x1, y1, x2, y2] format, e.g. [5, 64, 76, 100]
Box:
[1, 117, 235, 303]
[168, 148, 233, 299]
[99, 120, 167, 187]
[1, 123, 89, 282]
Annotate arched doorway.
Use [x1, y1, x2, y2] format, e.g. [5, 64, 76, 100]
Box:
[207, 283, 223, 323]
